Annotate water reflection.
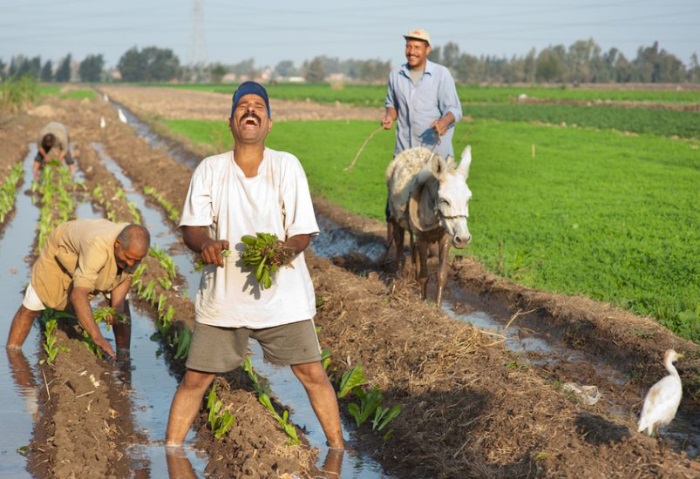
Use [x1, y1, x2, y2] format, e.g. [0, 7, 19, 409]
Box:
[321, 448, 345, 478]
[163, 445, 344, 479]
[5, 348, 39, 418]
[164, 446, 198, 479]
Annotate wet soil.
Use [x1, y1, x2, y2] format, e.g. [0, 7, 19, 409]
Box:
[1, 85, 699, 478]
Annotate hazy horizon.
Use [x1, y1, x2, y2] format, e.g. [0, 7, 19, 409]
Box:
[1, 0, 698, 69]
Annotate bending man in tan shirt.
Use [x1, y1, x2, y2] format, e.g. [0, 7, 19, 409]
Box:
[6, 219, 150, 359]
[34, 121, 77, 180]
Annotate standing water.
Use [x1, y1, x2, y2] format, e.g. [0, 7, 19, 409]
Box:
[88, 143, 208, 476]
[0, 149, 43, 478]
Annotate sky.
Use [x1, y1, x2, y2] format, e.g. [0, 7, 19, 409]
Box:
[1, 0, 698, 70]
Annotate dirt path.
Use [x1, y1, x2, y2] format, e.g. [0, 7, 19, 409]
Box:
[1, 87, 699, 478]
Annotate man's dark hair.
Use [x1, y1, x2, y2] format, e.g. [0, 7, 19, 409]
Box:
[118, 224, 151, 253]
[42, 133, 56, 151]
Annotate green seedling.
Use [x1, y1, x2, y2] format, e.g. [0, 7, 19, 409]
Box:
[40, 318, 67, 365]
[372, 403, 402, 440]
[258, 392, 301, 445]
[206, 384, 235, 439]
[244, 356, 300, 444]
[173, 327, 191, 359]
[337, 364, 366, 398]
[347, 386, 384, 427]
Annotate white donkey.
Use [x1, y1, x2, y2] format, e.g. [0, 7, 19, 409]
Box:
[386, 146, 472, 306]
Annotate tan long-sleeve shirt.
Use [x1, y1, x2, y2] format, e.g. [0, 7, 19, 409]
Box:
[31, 219, 131, 310]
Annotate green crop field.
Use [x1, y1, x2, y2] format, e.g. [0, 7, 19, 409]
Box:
[162, 84, 700, 343]
[160, 81, 700, 107]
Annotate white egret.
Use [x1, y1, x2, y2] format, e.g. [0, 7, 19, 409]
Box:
[100, 116, 106, 129]
[638, 349, 683, 436]
[118, 108, 127, 123]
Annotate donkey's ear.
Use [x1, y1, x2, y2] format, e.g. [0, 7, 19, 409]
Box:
[457, 146, 472, 178]
[430, 153, 448, 177]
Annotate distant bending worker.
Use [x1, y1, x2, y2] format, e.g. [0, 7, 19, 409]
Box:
[381, 28, 463, 246]
[166, 81, 345, 452]
[6, 219, 150, 360]
[34, 121, 76, 180]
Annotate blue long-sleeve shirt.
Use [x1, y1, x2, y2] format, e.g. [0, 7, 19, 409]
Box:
[384, 60, 463, 158]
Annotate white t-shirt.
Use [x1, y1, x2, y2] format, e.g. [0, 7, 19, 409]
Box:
[180, 148, 319, 328]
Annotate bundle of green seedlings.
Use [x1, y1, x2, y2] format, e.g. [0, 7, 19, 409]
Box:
[241, 232, 295, 290]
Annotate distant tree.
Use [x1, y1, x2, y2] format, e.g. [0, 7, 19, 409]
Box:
[567, 39, 600, 83]
[0, 59, 6, 81]
[142, 47, 180, 81]
[428, 46, 440, 64]
[303, 57, 325, 82]
[27, 56, 42, 79]
[688, 53, 700, 83]
[117, 46, 180, 82]
[79, 54, 105, 82]
[359, 59, 391, 83]
[229, 58, 257, 79]
[535, 46, 566, 83]
[209, 63, 228, 83]
[8, 57, 18, 77]
[118, 47, 146, 81]
[454, 53, 480, 84]
[523, 48, 537, 83]
[10, 55, 42, 79]
[657, 51, 685, 82]
[55, 55, 72, 82]
[40, 60, 53, 82]
[442, 42, 460, 70]
[274, 60, 298, 78]
[634, 42, 660, 82]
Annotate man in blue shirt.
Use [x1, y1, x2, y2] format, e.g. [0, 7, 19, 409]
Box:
[381, 28, 463, 251]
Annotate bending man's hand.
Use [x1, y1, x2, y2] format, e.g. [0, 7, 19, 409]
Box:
[70, 286, 116, 359]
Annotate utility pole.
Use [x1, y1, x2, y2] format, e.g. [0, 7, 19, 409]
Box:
[190, 0, 207, 81]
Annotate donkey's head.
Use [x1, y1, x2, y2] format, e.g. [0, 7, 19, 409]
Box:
[432, 146, 472, 248]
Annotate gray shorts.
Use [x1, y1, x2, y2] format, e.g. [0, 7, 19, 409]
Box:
[186, 319, 322, 373]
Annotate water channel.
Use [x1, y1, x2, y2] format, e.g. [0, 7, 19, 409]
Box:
[0, 149, 42, 479]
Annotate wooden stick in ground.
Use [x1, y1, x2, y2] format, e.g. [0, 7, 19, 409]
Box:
[344, 126, 384, 172]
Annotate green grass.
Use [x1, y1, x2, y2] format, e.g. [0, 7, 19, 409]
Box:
[154, 82, 388, 107]
[58, 89, 96, 100]
[163, 107, 700, 342]
[456, 85, 700, 104]
[1, 76, 39, 112]
[155, 82, 700, 107]
[459, 121, 700, 333]
[466, 104, 700, 138]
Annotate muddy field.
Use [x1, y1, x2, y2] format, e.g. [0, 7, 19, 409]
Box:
[1, 85, 699, 478]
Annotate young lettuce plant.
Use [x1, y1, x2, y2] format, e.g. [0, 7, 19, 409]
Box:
[243, 356, 301, 445]
[206, 383, 235, 439]
[40, 318, 63, 364]
[337, 363, 402, 439]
